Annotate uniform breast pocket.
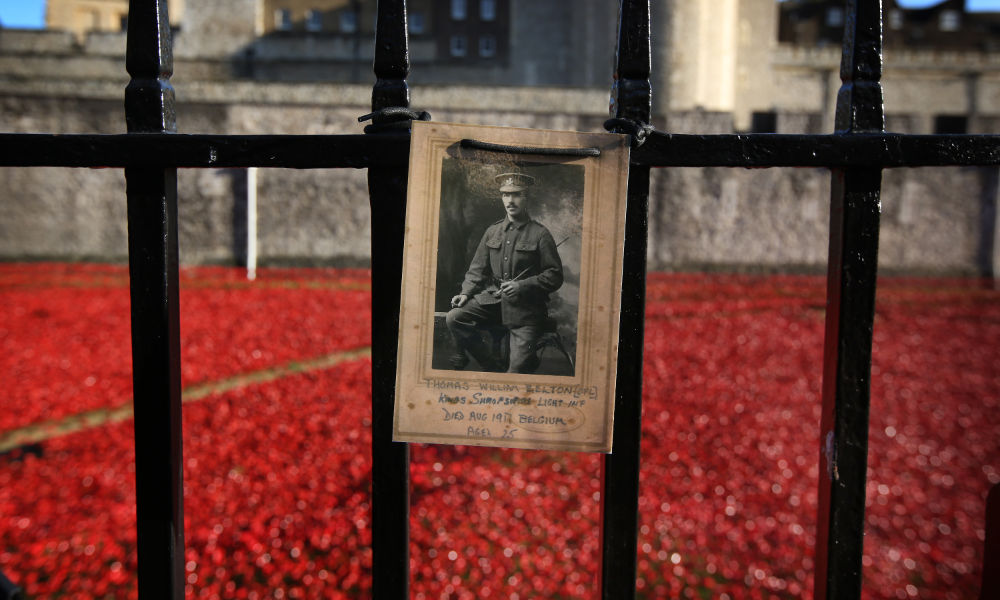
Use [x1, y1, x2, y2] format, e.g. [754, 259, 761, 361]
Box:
[513, 242, 538, 273]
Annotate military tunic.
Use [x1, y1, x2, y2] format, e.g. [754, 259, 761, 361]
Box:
[446, 216, 563, 373]
[458, 217, 563, 326]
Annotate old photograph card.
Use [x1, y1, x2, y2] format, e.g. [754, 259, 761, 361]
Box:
[393, 121, 630, 452]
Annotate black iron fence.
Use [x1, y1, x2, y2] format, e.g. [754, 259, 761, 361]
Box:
[0, 1, 998, 599]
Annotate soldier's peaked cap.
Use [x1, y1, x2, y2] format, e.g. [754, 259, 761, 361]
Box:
[495, 172, 535, 193]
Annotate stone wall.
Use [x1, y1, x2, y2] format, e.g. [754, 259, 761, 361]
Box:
[173, 0, 259, 59]
[648, 165, 995, 275]
[770, 45, 1000, 133]
[0, 20, 997, 275]
[1, 81, 996, 275]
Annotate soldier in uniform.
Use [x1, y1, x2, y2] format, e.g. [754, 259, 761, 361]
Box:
[445, 171, 564, 373]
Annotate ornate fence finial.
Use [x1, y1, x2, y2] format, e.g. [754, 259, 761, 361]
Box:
[607, 0, 652, 146]
[835, 0, 884, 133]
[372, 0, 411, 112]
[125, 0, 176, 133]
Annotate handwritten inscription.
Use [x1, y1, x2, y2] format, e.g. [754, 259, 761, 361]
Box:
[478, 382, 520, 392]
[469, 394, 531, 406]
[524, 383, 597, 402]
[427, 379, 597, 399]
[426, 379, 470, 391]
[436, 391, 585, 438]
[419, 380, 598, 443]
[516, 407, 585, 433]
[519, 414, 568, 426]
[438, 392, 587, 409]
[441, 406, 464, 421]
[464, 427, 518, 439]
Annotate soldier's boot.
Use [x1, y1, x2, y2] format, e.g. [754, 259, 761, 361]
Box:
[450, 340, 502, 372]
[448, 352, 470, 369]
[515, 352, 540, 374]
[466, 343, 503, 372]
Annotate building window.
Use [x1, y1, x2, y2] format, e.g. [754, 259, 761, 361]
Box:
[340, 11, 358, 33]
[888, 10, 903, 30]
[119, 14, 128, 31]
[826, 7, 844, 28]
[409, 11, 426, 34]
[479, 35, 496, 57]
[451, 0, 467, 20]
[939, 10, 960, 32]
[480, 0, 496, 21]
[305, 10, 323, 32]
[275, 9, 292, 31]
[934, 115, 967, 134]
[751, 111, 777, 134]
[450, 34, 468, 57]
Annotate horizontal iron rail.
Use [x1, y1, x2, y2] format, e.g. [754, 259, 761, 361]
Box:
[634, 132, 1000, 167]
[0, 132, 996, 169]
[0, 133, 410, 169]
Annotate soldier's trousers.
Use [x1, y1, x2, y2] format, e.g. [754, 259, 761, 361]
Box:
[445, 298, 542, 373]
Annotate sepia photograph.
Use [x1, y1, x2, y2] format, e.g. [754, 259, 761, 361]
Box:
[433, 160, 582, 377]
[394, 122, 630, 452]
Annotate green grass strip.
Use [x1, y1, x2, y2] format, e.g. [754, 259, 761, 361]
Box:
[0, 346, 372, 453]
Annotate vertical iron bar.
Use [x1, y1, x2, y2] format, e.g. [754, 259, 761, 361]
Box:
[816, 2, 884, 599]
[600, 1, 651, 598]
[124, 1, 183, 598]
[982, 484, 1000, 600]
[368, 1, 410, 597]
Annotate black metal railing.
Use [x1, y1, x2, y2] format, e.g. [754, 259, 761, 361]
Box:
[0, 1, 998, 599]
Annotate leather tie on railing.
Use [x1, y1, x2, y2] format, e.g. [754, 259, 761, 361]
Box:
[459, 139, 601, 157]
[604, 117, 654, 148]
[358, 107, 432, 133]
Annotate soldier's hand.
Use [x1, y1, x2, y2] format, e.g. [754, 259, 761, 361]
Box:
[499, 281, 521, 299]
[451, 294, 469, 308]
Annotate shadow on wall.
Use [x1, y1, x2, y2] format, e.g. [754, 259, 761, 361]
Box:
[979, 167, 999, 277]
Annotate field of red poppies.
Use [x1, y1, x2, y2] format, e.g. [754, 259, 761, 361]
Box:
[1, 263, 997, 599]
